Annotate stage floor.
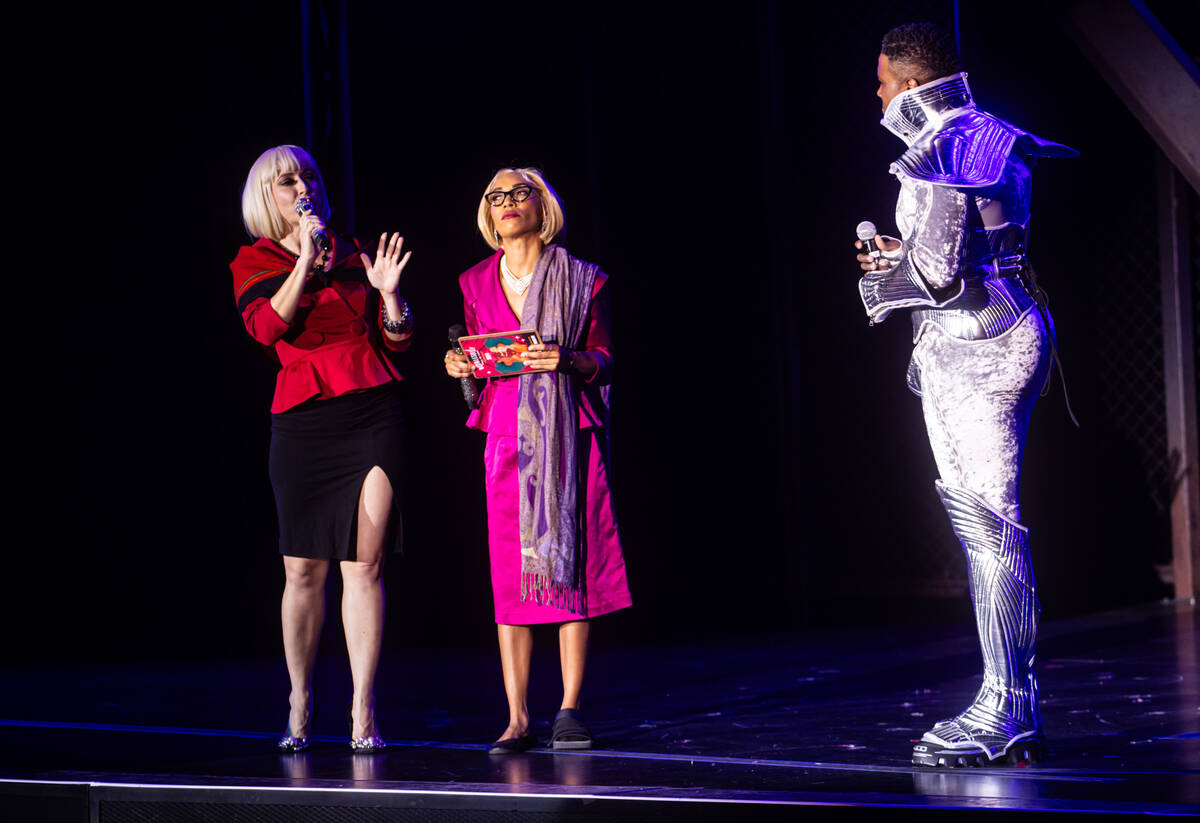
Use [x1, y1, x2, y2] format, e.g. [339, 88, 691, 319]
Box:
[1, 601, 1196, 819]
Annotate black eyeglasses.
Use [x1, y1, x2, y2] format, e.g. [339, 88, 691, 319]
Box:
[485, 185, 536, 207]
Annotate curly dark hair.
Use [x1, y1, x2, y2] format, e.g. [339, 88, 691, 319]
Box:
[880, 23, 963, 83]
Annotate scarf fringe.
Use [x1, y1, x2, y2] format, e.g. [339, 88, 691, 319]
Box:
[520, 570, 586, 617]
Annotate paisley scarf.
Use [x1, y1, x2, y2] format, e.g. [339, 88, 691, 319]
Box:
[516, 245, 599, 615]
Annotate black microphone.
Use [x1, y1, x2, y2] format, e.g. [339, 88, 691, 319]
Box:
[856, 220, 881, 257]
[294, 197, 331, 253]
[448, 324, 478, 410]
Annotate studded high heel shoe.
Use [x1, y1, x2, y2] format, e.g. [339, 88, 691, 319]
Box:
[350, 733, 386, 754]
[278, 700, 312, 753]
[278, 730, 310, 752]
[348, 703, 386, 754]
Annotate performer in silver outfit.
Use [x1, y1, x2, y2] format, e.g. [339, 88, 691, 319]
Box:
[855, 23, 1076, 768]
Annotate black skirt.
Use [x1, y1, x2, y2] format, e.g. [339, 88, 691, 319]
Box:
[269, 382, 406, 560]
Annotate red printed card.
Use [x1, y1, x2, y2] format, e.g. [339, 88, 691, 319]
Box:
[457, 329, 543, 378]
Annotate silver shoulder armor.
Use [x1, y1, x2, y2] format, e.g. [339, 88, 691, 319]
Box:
[894, 110, 1017, 188]
[882, 73, 1077, 189]
[896, 111, 1078, 188]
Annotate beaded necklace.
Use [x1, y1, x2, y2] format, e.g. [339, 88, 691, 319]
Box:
[500, 254, 533, 295]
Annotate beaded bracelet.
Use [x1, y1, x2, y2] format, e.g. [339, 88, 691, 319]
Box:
[381, 297, 413, 334]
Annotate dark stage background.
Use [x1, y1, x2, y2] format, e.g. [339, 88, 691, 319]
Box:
[11, 1, 1196, 665]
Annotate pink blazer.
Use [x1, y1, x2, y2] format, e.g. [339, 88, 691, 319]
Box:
[458, 250, 612, 435]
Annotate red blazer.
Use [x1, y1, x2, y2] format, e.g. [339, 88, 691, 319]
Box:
[231, 236, 412, 413]
[458, 250, 612, 435]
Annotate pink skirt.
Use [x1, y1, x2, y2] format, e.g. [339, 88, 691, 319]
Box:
[484, 429, 632, 625]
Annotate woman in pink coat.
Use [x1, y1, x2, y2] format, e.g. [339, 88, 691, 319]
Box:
[444, 168, 632, 753]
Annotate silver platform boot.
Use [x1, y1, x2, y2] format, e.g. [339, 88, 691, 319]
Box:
[912, 481, 1046, 767]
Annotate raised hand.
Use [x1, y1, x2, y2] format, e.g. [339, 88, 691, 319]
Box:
[361, 232, 412, 296]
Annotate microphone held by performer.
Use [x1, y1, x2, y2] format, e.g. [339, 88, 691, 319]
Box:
[856, 220, 881, 257]
[294, 197, 331, 253]
[448, 324, 478, 410]
[855, 220, 903, 275]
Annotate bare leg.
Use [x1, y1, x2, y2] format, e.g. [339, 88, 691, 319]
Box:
[558, 620, 590, 710]
[282, 556, 330, 737]
[496, 624, 533, 740]
[341, 466, 390, 740]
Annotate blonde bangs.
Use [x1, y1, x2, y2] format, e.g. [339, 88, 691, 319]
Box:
[240, 145, 329, 241]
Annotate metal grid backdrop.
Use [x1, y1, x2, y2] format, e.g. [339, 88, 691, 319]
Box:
[1194, 185, 1200, 370]
[1094, 176, 1200, 521]
[1093, 172, 1171, 514]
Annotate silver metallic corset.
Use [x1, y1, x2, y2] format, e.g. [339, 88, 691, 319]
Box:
[859, 176, 1042, 340]
[911, 249, 1036, 343]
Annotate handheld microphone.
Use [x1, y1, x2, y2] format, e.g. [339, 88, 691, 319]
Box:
[448, 324, 478, 410]
[856, 221, 881, 257]
[294, 198, 331, 253]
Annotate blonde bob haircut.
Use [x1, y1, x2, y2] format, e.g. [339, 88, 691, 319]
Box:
[476, 167, 565, 251]
[240, 145, 331, 241]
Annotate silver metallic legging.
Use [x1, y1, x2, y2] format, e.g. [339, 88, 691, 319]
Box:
[911, 307, 1053, 752]
[913, 307, 1052, 524]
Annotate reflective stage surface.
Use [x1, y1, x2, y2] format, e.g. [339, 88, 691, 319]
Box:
[1, 601, 1196, 819]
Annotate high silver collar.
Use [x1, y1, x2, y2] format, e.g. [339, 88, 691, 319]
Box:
[881, 72, 975, 146]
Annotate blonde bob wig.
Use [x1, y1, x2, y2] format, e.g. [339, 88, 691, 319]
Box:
[476, 167, 565, 251]
[240, 145, 332, 241]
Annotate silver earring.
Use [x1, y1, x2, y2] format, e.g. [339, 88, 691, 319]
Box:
[494, 229, 501, 246]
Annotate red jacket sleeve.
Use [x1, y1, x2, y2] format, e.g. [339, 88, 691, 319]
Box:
[241, 296, 292, 345]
